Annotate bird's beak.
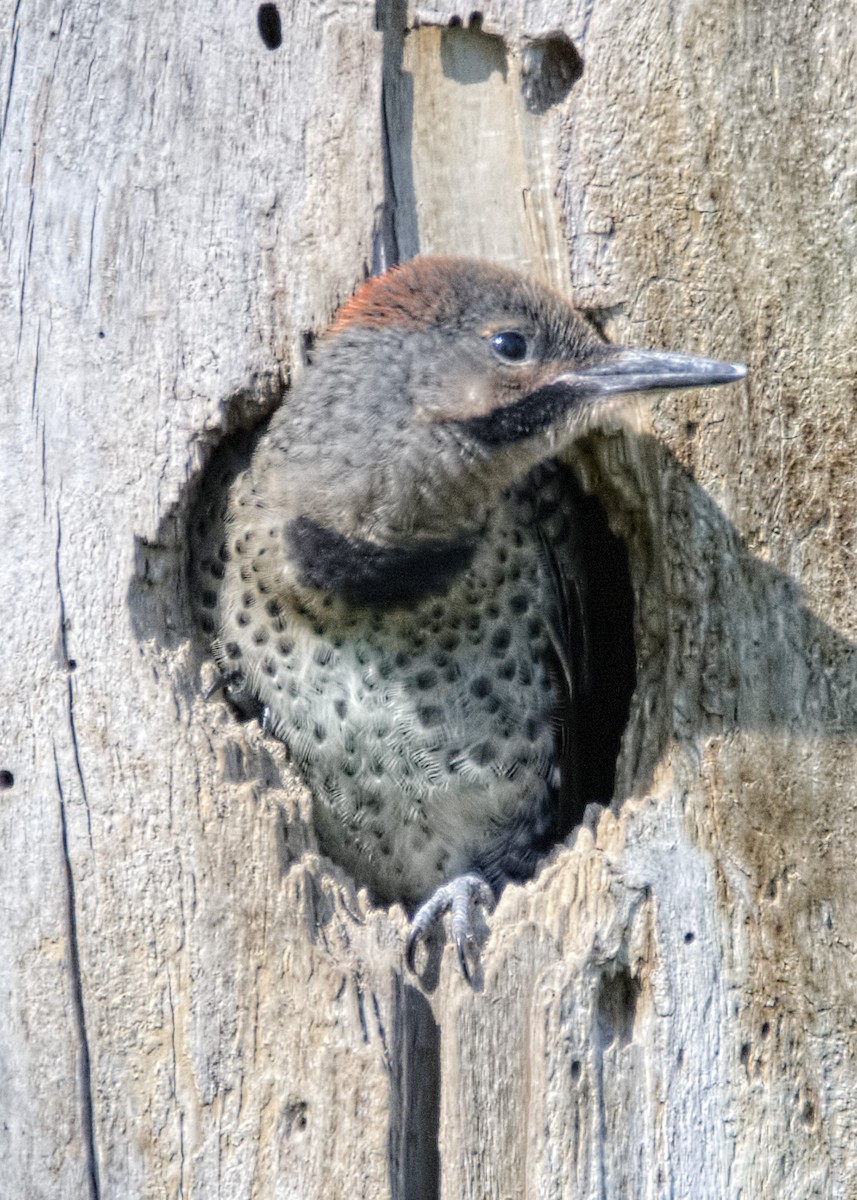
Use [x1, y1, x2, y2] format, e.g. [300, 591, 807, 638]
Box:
[551, 348, 747, 400]
[454, 347, 747, 447]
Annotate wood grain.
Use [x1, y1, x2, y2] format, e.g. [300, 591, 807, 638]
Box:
[2, 0, 855, 1195]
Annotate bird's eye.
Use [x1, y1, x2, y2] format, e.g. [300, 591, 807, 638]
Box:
[489, 331, 529, 362]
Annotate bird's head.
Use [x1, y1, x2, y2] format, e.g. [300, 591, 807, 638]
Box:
[255, 257, 746, 552]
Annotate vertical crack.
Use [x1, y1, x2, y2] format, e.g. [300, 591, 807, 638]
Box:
[387, 980, 441, 1200]
[53, 501, 99, 1194]
[86, 193, 98, 304]
[378, 65, 400, 268]
[376, 0, 418, 266]
[55, 752, 100, 1200]
[2, 25, 19, 141]
[55, 507, 93, 847]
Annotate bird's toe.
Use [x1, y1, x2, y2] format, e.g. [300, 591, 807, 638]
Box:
[406, 872, 495, 983]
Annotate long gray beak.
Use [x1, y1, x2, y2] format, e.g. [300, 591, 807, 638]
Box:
[553, 348, 747, 399]
[456, 347, 747, 446]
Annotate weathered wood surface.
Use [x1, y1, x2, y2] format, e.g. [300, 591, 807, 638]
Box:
[2, 0, 856, 1196]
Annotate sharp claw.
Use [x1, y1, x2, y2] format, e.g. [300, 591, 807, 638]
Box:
[204, 674, 228, 701]
[205, 669, 266, 723]
[405, 872, 495, 982]
[455, 934, 472, 984]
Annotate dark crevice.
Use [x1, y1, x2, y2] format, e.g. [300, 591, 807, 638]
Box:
[165, 971, 186, 1195]
[372, 989, 391, 1063]
[571, 475, 637, 812]
[2, 27, 19, 140]
[545, 465, 636, 840]
[55, 507, 93, 848]
[377, 0, 417, 266]
[378, 52, 400, 268]
[388, 982, 441, 1200]
[55, 754, 100, 1200]
[355, 977, 370, 1045]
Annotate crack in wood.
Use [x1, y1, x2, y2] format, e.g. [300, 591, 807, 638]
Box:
[55, 754, 100, 1200]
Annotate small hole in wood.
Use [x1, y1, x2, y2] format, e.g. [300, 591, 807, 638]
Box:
[596, 967, 639, 1049]
[257, 4, 282, 50]
[520, 34, 583, 113]
[0, 770, 14, 789]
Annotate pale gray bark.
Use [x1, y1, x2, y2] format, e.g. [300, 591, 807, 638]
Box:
[2, 1, 856, 1197]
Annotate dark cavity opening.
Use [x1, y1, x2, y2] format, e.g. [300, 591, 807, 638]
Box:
[257, 4, 282, 50]
[0, 770, 13, 789]
[520, 34, 583, 114]
[561, 469, 636, 831]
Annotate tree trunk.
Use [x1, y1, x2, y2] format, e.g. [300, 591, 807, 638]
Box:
[3, 0, 855, 1196]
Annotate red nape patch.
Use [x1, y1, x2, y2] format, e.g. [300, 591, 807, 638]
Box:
[330, 256, 490, 334]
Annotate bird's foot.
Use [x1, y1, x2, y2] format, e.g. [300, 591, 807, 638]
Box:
[406, 872, 495, 984]
[205, 669, 267, 726]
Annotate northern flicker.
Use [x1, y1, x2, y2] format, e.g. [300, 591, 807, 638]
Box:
[189, 257, 745, 978]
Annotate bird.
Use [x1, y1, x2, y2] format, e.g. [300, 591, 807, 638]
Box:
[189, 256, 746, 980]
